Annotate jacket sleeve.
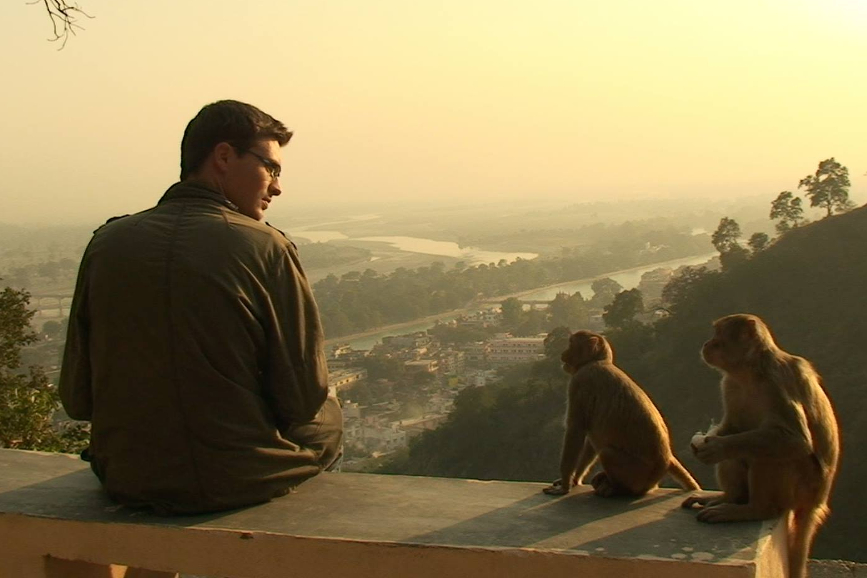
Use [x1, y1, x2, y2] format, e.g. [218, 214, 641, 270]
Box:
[59, 249, 93, 421]
[262, 242, 330, 428]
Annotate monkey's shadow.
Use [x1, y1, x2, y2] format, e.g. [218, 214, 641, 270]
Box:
[404, 488, 717, 557]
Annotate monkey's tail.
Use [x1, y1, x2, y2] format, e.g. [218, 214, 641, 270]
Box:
[668, 458, 701, 491]
[788, 504, 828, 578]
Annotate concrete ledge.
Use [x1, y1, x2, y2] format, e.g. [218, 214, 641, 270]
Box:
[809, 561, 867, 578]
[0, 449, 787, 577]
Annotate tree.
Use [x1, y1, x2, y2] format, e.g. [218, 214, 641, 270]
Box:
[711, 217, 749, 270]
[711, 217, 741, 253]
[660, 266, 718, 314]
[547, 292, 589, 330]
[747, 232, 770, 254]
[798, 158, 854, 218]
[602, 289, 644, 330]
[41, 319, 63, 339]
[500, 297, 523, 327]
[770, 191, 805, 234]
[543, 326, 571, 360]
[37, 261, 61, 282]
[0, 284, 87, 451]
[34, 0, 92, 49]
[589, 278, 623, 309]
[362, 355, 403, 381]
[514, 309, 546, 336]
[718, 245, 750, 270]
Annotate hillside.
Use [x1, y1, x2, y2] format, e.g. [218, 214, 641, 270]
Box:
[379, 204, 867, 562]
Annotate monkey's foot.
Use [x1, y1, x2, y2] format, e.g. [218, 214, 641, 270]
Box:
[542, 479, 569, 496]
[696, 503, 770, 523]
[590, 472, 622, 498]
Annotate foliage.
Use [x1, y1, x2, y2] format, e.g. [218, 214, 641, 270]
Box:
[589, 278, 623, 309]
[711, 217, 751, 270]
[498, 292, 591, 337]
[500, 297, 523, 327]
[0, 285, 88, 452]
[378, 368, 565, 481]
[770, 191, 805, 234]
[798, 158, 854, 218]
[34, 0, 92, 49]
[378, 206, 867, 562]
[342, 379, 394, 405]
[312, 229, 710, 338]
[710, 217, 741, 253]
[747, 232, 770, 254]
[547, 292, 589, 330]
[427, 323, 495, 345]
[543, 326, 571, 356]
[362, 356, 403, 381]
[0, 287, 34, 370]
[513, 309, 547, 336]
[717, 244, 750, 270]
[0, 257, 79, 289]
[603, 289, 644, 330]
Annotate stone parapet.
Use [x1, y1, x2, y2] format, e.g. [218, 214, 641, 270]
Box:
[1, 448, 789, 577]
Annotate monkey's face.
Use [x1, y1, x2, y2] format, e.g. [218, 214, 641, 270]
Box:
[561, 331, 611, 373]
[701, 317, 756, 371]
[701, 331, 726, 369]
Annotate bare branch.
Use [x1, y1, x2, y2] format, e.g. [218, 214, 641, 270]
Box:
[29, 0, 93, 50]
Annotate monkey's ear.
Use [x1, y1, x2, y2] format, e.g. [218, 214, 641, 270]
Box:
[588, 335, 607, 360]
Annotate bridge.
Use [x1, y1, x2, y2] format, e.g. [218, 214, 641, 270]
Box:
[28, 294, 74, 318]
[477, 298, 552, 308]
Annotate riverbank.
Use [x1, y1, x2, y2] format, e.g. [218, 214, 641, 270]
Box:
[481, 252, 717, 302]
[324, 252, 715, 347]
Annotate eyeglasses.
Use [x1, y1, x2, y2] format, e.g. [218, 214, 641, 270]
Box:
[244, 149, 281, 180]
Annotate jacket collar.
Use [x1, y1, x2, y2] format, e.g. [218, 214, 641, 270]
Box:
[158, 181, 240, 212]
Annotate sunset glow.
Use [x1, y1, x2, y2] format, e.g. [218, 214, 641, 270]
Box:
[0, 0, 864, 223]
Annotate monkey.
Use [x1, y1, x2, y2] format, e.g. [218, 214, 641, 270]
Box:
[681, 314, 840, 578]
[543, 330, 701, 498]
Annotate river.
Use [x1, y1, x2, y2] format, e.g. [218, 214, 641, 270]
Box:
[327, 252, 716, 350]
[292, 216, 538, 265]
[512, 253, 715, 302]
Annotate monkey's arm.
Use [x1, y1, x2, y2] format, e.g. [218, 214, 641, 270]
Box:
[544, 374, 594, 496]
[544, 411, 593, 495]
[695, 402, 812, 463]
[544, 432, 593, 496]
[557, 422, 589, 484]
[573, 438, 598, 484]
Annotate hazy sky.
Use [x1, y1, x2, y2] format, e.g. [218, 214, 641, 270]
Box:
[1, 0, 865, 224]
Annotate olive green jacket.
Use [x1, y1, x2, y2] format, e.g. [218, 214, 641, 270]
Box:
[60, 182, 333, 514]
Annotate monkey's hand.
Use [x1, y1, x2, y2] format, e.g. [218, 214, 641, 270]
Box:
[543, 478, 571, 496]
[693, 435, 728, 464]
[681, 492, 726, 510]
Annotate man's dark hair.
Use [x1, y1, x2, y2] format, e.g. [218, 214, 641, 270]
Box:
[180, 100, 293, 180]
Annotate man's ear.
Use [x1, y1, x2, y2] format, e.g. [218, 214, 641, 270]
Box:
[212, 142, 235, 175]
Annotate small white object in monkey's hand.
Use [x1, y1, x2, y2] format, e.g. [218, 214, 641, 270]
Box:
[690, 421, 718, 449]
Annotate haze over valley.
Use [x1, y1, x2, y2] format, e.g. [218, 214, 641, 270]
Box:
[2, 0, 866, 569]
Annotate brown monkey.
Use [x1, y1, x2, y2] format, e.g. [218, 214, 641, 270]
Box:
[543, 330, 700, 498]
[682, 314, 840, 578]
